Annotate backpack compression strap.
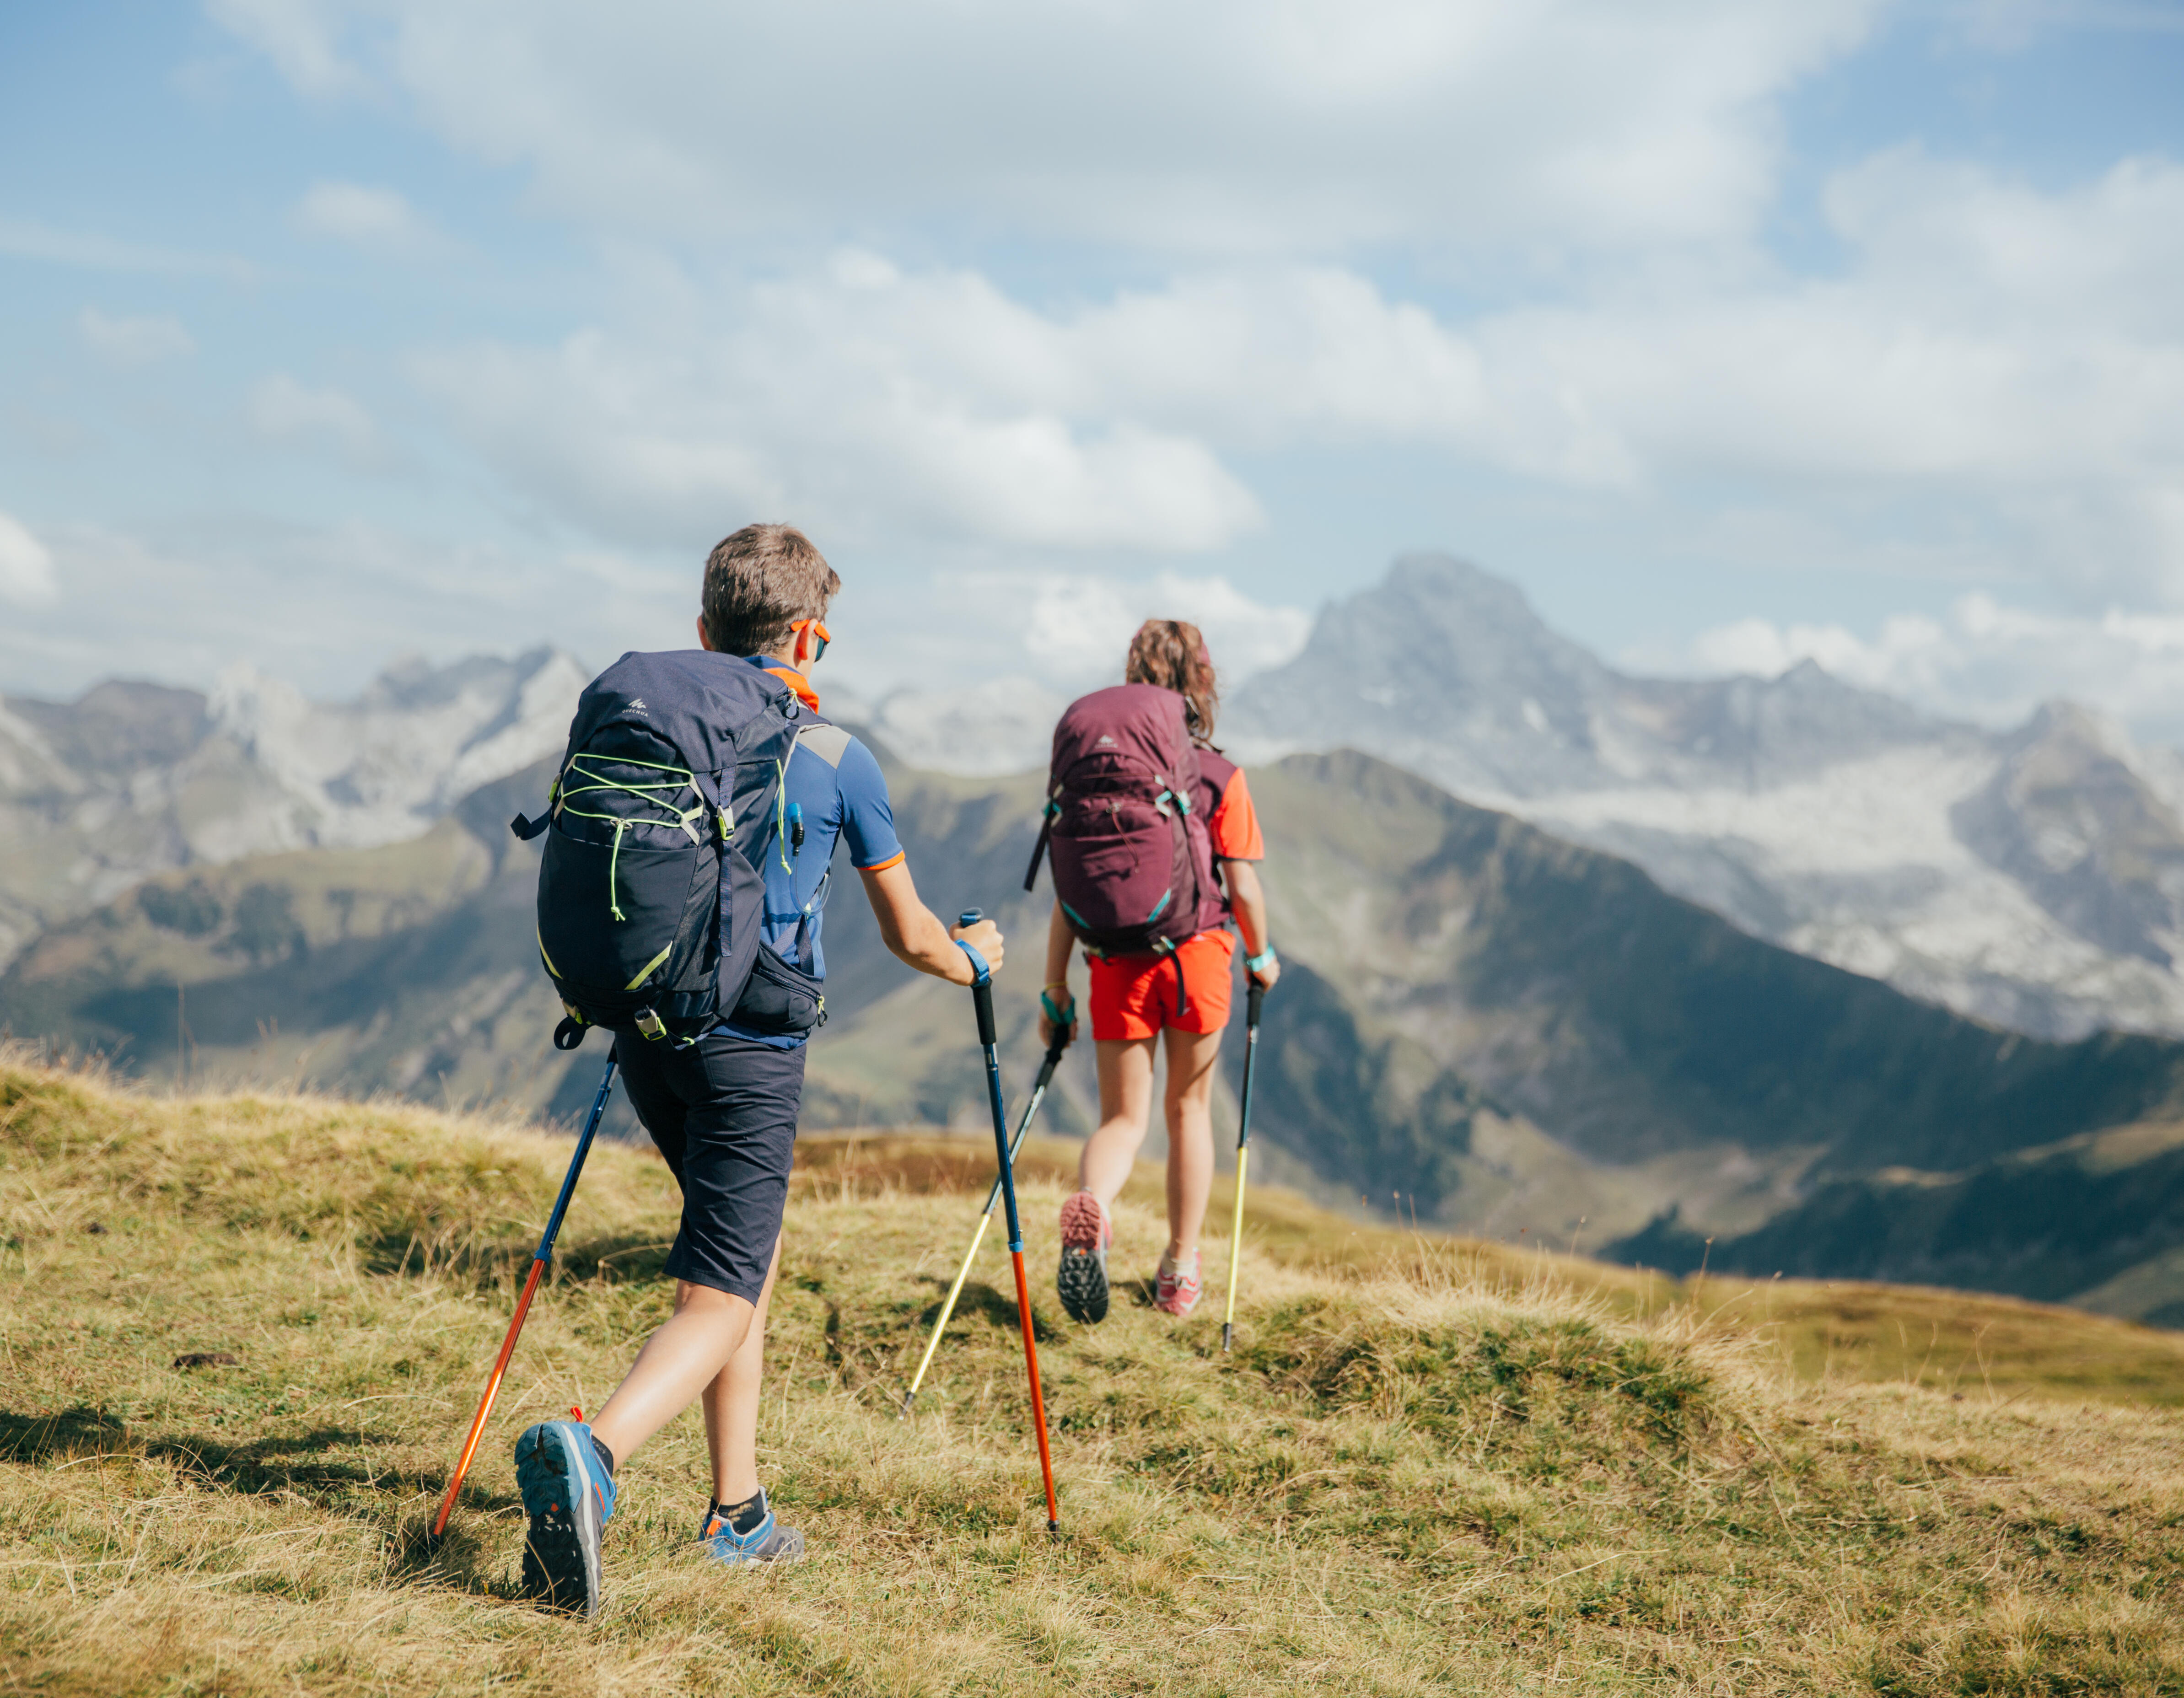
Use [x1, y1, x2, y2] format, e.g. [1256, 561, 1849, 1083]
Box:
[1150, 936, 1189, 1020]
[1022, 793, 1059, 892]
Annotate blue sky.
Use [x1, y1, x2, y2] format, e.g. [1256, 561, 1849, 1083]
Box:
[4, 1, 2183, 736]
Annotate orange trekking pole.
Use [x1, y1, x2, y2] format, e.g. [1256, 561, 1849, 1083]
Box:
[956, 910, 1060, 1532]
[430, 1050, 618, 1537]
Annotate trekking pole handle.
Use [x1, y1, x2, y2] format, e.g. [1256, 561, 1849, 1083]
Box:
[1247, 981, 1265, 1027]
[956, 908, 998, 1045]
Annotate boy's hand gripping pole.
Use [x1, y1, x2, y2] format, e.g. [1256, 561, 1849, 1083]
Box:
[430, 1051, 618, 1538]
[1221, 983, 1266, 1354]
[955, 910, 1061, 1533]
[901, 1037, 1068, 1418]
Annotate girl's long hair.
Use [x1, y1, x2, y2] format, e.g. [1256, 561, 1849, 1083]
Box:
[1125, 619, 1219, 749]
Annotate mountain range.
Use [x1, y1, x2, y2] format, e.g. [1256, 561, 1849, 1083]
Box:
[10, 558, 2184, 1326]
[1222, 558, 2184, 1042]
[0, 649, 584, 975]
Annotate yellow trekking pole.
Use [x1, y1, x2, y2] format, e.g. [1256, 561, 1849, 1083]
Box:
[900, 1037, 1068, 1417]
[1221, 982, 1267, 1353]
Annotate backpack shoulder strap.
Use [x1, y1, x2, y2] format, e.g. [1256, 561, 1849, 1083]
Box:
[794, 722, 853, 768]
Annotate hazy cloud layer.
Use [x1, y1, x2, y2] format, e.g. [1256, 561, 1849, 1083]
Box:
[0, 513, 58, 606]
[77, 308, 195, 367]
[1688, 596, 2184, 745]
[211, 0, 1880, 256]
[5, 2, 2177, 747]
[293, 180, 435, 251]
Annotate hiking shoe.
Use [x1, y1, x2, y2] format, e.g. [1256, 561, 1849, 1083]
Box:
[1155, 1247, 1203, 1317]
[1056, 1190, 1112, 1323]
[515, 1419, 616, 1618]
[699, 1491, 806, 1566]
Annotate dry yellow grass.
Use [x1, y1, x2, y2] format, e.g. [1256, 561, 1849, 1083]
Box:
[4, 1053, 2184, 1695]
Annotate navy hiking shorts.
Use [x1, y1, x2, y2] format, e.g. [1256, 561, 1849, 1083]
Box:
[614, 1030, 803, 1303]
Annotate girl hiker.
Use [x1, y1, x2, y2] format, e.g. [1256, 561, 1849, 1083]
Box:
[1034, 619, 1278, 1323]
[512, 524, 1002, 1616]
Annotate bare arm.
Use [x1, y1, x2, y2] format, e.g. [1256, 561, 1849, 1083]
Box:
[1037, 900, 1078, 1048]
[1224, 860, 1281, 988]
[858, 860, 1001, 986]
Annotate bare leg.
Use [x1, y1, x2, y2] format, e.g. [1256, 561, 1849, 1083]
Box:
[701, 1235, 781, 1506]
[1077, 1036, 1157, 1207]
[590, 1281, 758, 1467]
[1161, 1026, 1222, 1260]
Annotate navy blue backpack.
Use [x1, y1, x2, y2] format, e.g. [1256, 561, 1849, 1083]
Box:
[513, 650, 823, 1050]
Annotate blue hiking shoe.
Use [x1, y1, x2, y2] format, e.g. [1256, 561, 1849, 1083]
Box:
[515, 1420, 616, 1617]
[699, 1490, 805, 1566]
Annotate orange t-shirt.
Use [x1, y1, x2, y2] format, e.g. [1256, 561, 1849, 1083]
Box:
[1197, 750, 1264, 864]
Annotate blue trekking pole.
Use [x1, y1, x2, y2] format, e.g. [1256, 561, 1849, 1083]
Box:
[432, 1050, 618, 1537]
[955, 910, 1061, 1533]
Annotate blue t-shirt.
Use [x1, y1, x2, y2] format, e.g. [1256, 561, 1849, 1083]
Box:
[718, 657, 904, 1047]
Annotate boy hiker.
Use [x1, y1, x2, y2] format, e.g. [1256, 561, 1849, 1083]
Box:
[513, 524, 1003, 1616]
[1033, 619, 1277, 1322]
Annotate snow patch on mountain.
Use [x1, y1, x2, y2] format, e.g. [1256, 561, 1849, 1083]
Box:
[208, 648, 586, 849]
[864, 677, 1065, 775]
[0, 650, 587, 972]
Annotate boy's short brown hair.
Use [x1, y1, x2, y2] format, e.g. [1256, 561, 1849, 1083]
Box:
[701, 524, 841, 656]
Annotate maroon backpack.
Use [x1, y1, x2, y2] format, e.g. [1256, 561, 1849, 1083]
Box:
[1023, 683, 1224, 1012]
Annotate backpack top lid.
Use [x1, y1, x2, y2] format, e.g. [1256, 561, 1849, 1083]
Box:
[565, 649, 801, 781]
[1049, 681, 1194, 781]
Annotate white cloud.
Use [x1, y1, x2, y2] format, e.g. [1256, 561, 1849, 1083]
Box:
[410, 260, 1268, 552]
[217, 0, 1882, 258]
[0, 217, 250, 279]
[192, 0, 2184, 691]
[0, 512, 58, 605]
[207, 0, 364, 96]
[246, 374, 382, 466]
[294, 180, 433, 250]
[77, 307, 194, 367]
[1011, 573, 1311, 684]
[406, 153, 2184, 589]
[0, 518, 687, 702]
[1686, 595, 2184, 744]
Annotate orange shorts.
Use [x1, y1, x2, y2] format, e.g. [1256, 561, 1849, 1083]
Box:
[1085, 929, 1235, 1042]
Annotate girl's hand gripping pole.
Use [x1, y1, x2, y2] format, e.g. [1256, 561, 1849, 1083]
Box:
[956, 910, 1061, 1533]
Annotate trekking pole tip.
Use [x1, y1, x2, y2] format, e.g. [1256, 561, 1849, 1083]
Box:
[1221, 1322, 1233, 1353]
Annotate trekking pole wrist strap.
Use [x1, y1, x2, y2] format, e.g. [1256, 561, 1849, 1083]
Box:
[1246, 946, 1278, 974]
[1040, 988, 1074, 1025]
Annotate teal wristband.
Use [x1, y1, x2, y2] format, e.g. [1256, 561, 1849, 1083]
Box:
[1041, 989, 1075, 1025]
[1246, 946, 1278, 974]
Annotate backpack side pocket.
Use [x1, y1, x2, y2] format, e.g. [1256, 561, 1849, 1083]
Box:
[729, 944, 827, 1036]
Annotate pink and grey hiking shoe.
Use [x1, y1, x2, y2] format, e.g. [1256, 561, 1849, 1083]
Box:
[1056, 1190, 1112, 1323]
[1155, 1248, 1202, 1317]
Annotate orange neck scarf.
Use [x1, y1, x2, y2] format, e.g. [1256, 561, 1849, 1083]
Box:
[764, 666, 820, 712]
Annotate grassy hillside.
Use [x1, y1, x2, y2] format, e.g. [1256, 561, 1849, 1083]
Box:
[6, 1055, 2184, 1695]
